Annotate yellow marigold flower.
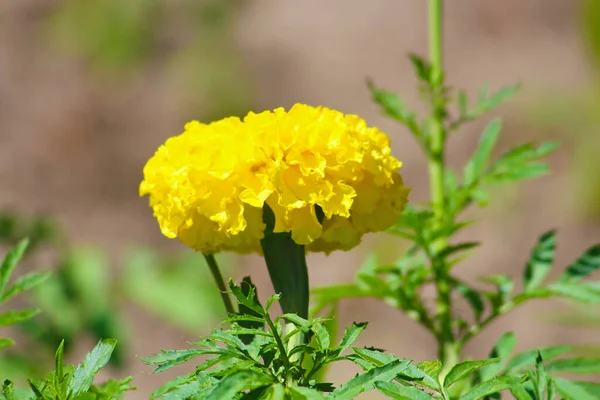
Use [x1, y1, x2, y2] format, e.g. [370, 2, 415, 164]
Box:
[140, 104, 410, 254]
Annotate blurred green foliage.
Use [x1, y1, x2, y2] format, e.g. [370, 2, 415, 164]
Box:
[121, 247, 232, 334]
[0, 212, 227, 384]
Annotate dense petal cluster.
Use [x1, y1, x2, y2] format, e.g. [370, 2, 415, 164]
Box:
[140, 104, 410, 254]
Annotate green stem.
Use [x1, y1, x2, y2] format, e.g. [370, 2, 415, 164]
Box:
[203, 253, 235, 315]
[427, 0, 458, 373]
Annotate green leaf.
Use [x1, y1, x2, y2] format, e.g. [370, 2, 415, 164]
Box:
[287, 386, 327, 399]
[546, 358, 600, 374]
[69, 338, 117, 397]
[2, 272, 51, 302]
[0, 309, 39, 328]
[460, 376, 515, 400]
[561, 244, 600, 282]
[2, 380, 15, 400]
[338, 322, 367, 354]
[547, 282, 600, 303]
[534, 352, 547, 400]
[444, 358, 501, 388]
[454, 281, 485, 322]
[417, 360, 442, 384]
[487, 142, 559, 184]
[547, 378, 557, 400]
[331, 360, 410, 399]
[408, 53, 432, 84]
[463, 119, 502, 187]
[553, 377, 599, 400]
[479, 332, 517, 381]
[524, 231, 556, 292]
[471, 85, 520, 117]
[142, 348, 207, 373]
[506, 346, 572, 373]
[0, 338, 15, 350]
[367, 80, 419, 134]
[238, 276, 265, 345]
[510, 382, 533, 400]
[374, 381, 434, 400]
[206, 370, 273, 399]
[437, 242, 481, 260]
[480, 275, 514, 310]
[0, 239, 29, 297]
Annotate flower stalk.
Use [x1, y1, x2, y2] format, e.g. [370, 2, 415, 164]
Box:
[427, 0, 458, 374]
[203, 253, 235, 315]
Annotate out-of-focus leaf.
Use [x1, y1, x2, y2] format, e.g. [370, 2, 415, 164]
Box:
[479, 332, 517, 381]
[560, 244, 600, 282]
[463, 119, 502, 187]
[0, 239, 29, 296]
[367, 80, 420, 135]
[524, 230, 556, 292]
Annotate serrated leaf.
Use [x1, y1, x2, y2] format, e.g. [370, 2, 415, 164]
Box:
[417, 360, 442, 384]
[561, 244, 600, 282]
[367, 80, 419, 134]
[330, 360, 410, 399]
[0, 309, 39, 328]
[142, 348, 208, 373]
[150, 373, 195, 399]
[553, 377, 599, 400]
[352, 347, 397, 367]
[487, 142, 559, 184]
[444, 358, 501, 388]
[546, 358, 600, 374]
[338, 322, 367, 354]
[460, 376, 515, 400]
[287, 386, 326, 399]
[506, 346, 572, 373]
[464, 119, 502, 187]
[2, 272, 51, 302]
[524, 230, 556, 292]
[206, 370, 274, 399]
[68, 338, 117, 397]
[0, 239, 29, 296]
[374, 381, 434, 400]
[479, 332, 517, 381]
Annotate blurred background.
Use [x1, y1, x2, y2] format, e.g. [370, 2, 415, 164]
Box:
[1, 0, 600, 398]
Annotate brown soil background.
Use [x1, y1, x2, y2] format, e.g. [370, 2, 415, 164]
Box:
[1, 0, 600, 398]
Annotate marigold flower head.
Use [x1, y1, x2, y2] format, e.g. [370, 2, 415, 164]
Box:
[140, 104, 410, 254]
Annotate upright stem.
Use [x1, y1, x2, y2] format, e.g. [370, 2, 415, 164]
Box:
[427, 0, 458, 374]
[203, 253, 235, 315]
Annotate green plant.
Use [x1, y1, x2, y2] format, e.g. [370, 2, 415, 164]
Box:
[143, 280, 431, 399]
[1, 339, 133, 400]
[0, 239, 50, 350]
